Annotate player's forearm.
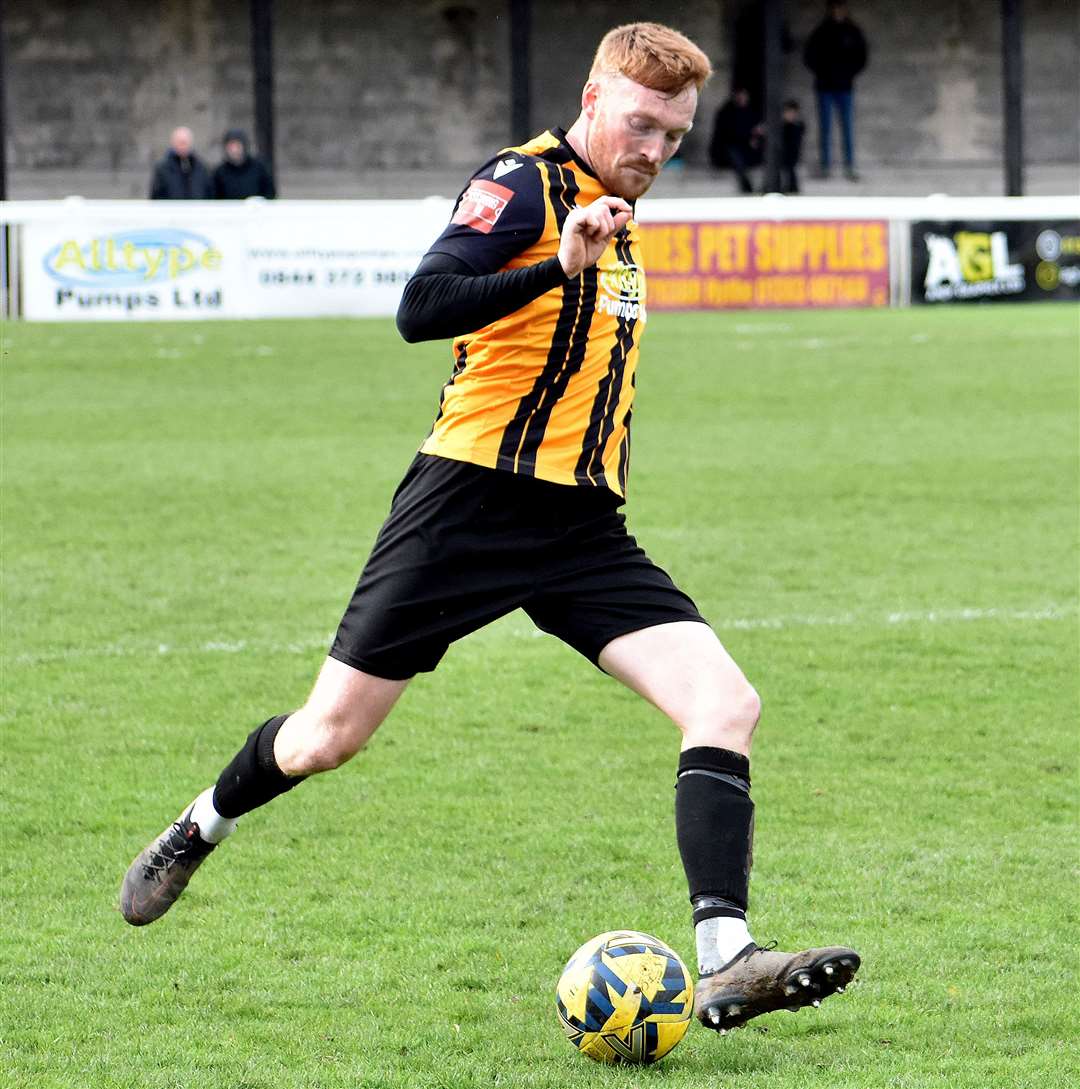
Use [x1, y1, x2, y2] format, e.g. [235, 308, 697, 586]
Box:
[396, 254, 567, 343]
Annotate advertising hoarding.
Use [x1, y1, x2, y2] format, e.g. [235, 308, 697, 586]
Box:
[22, 222, 241, 320]
[911, 219, 1080, 304]
[20, 201, 452, 321]
[639, 219, 890, 310]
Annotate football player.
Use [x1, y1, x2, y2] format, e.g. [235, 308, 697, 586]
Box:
[121, 21, 859, 1031]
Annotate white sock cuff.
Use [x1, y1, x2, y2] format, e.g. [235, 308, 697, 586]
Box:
[189, 786, 238, 844]
[696, 915, 754, 975]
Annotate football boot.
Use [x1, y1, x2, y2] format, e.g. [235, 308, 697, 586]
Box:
[695, 942, 860, 1031]
[119, 805, 216, 925]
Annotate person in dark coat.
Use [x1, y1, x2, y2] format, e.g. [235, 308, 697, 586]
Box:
[803, 0, 868, 180]
[212, 129, 276, 200]
[149, 127, 214, 200]
[708, 88, 763, 194]
[780, 99, 805, 194]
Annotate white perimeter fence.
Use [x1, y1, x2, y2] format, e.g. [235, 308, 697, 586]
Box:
[1, 194, 1077, 321]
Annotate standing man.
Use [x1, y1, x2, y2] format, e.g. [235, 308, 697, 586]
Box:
[149, 126, 214, 200]
[803, 1, 868, 180]
[709, 87, 763, 194]
[212, 129, 276, 199]
[120, 22, 859, 1033]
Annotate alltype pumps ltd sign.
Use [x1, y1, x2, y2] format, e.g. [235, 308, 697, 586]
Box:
[24, 224, 240, 319]
[18, 202, 454, 320]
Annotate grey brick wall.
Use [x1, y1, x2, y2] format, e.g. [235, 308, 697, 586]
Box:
[3, 0, 1077, 197]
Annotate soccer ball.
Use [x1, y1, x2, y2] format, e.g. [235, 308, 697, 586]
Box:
[555, 930, 693, 1064]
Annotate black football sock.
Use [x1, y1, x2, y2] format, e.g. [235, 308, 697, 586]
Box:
[212, 714, 306, 819]
[675, 746, 756, 972]
[675, 746, 755, 918]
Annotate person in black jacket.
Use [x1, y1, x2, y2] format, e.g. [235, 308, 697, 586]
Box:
[780, 100, 805, 194]
[149, 127, 214, 200]
[803, 1, 868, 180]
[213, 129, 276, 200]
[708, 88, 763, 194]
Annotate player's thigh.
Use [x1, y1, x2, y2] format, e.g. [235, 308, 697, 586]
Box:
[305, 655, 409, 732]
[598, 621, 761, 746]
[276, 656, 410, 772]
[331, 453, 540, 680]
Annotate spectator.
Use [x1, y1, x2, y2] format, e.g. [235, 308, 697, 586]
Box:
[780, 99, 805, 194]
[709, 88, 763, 195]
[803, 0, 868, 180]
[150, 127, 213, 200]
[213, 129, 276, 200]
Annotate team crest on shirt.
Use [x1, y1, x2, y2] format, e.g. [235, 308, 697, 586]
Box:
[597, 261, 647, 322]
[452, 179, 516, 234]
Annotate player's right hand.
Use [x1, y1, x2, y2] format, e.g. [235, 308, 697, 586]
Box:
[557, 196, 633, 278]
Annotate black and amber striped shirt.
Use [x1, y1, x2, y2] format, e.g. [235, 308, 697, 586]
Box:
[417, 128, 647, 498]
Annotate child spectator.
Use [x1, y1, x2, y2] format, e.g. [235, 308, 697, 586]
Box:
[781, 100, 805, 194]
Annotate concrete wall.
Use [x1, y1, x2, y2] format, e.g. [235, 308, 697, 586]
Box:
[782, 0, 1080, 168]
[3, 0, 1077, 199]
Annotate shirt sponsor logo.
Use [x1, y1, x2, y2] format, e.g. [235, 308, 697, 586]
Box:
[452, 179, 516, 234]
[597, 261, 647, 321]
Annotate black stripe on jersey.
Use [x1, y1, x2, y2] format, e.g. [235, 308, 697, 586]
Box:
[616, 384, 634, 495]
[574, 231, 638, 486]
[516, 264, 598, 475]
[515, 161, 600, 472]
[496, 161, 584, 474]
[428, 340, 469, 434]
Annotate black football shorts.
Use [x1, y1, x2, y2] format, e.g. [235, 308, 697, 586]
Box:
[329, 453, 708, 680]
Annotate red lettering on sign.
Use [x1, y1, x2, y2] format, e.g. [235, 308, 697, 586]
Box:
[452, 179, 516, 234]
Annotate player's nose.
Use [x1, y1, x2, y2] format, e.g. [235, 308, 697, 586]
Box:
[642, 140, 663, 163]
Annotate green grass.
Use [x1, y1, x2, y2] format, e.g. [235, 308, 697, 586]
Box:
[2, 305, 1077, 1088]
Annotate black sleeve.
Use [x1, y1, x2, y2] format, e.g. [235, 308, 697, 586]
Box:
[150, 165, 165, 200]
[396, 251, 567, 343]
[425, 153, 548, 275]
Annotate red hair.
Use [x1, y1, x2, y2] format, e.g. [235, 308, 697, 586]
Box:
[590, 22, 712, 95]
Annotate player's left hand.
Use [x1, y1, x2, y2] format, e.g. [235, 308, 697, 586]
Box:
[558, 196, 633, 278]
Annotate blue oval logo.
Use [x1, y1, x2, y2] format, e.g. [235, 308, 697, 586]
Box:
[43, 228, 222, 287]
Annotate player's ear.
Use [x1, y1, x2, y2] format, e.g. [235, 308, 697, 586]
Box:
[581, 79, 601, 119]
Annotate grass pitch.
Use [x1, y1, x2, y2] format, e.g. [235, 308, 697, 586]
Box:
[2, 305, 1077, 1088]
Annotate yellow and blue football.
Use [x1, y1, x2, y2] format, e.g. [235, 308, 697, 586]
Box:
[555, 930, 693, 1064]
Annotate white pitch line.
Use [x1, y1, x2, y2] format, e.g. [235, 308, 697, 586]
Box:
[5, 604, 1076, 668]
[722, 603, 1077, 631]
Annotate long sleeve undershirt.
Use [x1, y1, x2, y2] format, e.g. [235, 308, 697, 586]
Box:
[396, 251, 568, 343]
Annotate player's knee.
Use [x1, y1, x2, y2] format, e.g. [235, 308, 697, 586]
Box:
[681, 673, 760, 748]
[734, 680, 762, 736]
[307, 731, 361, 772]
[288, 706, 370, 774]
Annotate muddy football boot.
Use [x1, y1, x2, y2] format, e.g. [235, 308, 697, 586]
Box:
[119, 806, 216, 926]
[695, 942, 860, 1031]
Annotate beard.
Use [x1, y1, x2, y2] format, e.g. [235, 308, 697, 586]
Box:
[588, 130, 659, 198]
[606, 161, 659, 199]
